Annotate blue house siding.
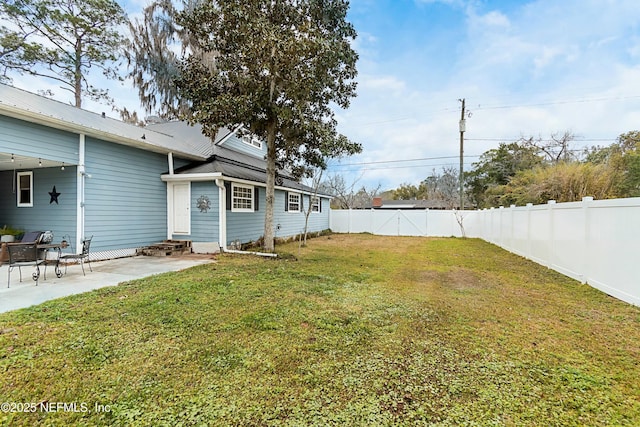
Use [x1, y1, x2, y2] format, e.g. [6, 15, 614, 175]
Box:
[171, 181, 219, 242]
[226, 186, 265, 244]
[0, 166, 77, 242]
[220, 134, 267, 158]
[84, 137, 168, 252]
[272, 192, 330, 238]
[225, 186, 330, 245]
[0, 115, 78, 165]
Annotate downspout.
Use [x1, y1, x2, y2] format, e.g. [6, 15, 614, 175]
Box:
[166, 153, 174, 239]
[224, 248, 277, 258]
[215, 179, 227, 251]
[76, 134, 86, 254]
[214, 178, 277, 258]
[167, 152, 174, 175]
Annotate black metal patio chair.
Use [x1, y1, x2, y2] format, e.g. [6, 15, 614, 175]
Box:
[7, 242, 45, 287]
[61, 236, 93, 276]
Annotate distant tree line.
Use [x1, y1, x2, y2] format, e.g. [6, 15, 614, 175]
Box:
[465, 131, 640, 208]
[322, 130, 640, 210]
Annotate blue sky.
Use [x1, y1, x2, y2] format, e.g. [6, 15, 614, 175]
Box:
[8, 0, 640, 191]
[330, 0, 640, 190]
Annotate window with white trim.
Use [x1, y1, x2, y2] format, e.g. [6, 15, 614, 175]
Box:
[311, 196, 320, 213]
[232, 183, 254, 212]
[17, 171, 33, 207]
[287, 192, 300, 212]
[241, 134, 263, 149]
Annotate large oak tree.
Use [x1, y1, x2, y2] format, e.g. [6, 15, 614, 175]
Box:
[176, 0, 361, 252]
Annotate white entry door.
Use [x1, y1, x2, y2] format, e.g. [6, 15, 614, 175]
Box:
[172, 183, 191, 234]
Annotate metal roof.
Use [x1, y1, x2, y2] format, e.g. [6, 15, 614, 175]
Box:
[0, 84, 330, 196]
[145, 120, 235, 159]
[0, 83, 207, 161]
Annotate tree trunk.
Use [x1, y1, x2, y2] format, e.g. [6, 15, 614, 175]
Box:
[75, 39, 82, 108]
[263, 120, 277, 252]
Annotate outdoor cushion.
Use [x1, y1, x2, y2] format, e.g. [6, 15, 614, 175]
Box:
[20, 231, 43, 243]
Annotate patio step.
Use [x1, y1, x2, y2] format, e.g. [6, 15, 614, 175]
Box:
[139, 240, 192, 257]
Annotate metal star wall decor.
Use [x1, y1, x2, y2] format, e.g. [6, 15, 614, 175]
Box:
[49, 186, 61, 204]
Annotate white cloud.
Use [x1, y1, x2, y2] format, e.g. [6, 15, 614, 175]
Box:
[360, 75, 407, 92]
[336, 0, 640, 190]
[471, 10, 510, 29]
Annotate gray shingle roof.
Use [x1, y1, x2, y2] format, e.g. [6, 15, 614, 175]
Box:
[151, 121, 328, 195]
[174, 144, 320, 193]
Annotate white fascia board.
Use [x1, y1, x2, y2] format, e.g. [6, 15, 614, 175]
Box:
[161, 172, 223, 182]
[215, 124, 243, 146]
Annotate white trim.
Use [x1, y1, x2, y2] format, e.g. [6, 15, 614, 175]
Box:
[16, 171, 33, 207]
[241, 134, 263, 149]
[161, 172, 222, 182]
[168, 152, 174, 175]
[231, 182, 254, 212]
[216, 125, 243, 146]
[287, 192, 301, 213]
[311, 196, 320, 213]
[166, 180, 172, 239]
[77, 134, 86, 254]
[215, 179, 227, 250]
[170, 182, 191, 235]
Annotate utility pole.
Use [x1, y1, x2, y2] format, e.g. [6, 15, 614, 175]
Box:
[458, 98, 466, 210]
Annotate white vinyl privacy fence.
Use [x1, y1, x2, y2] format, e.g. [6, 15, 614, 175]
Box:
[330, 197, 640, 306]
[330, 208, 468, 237]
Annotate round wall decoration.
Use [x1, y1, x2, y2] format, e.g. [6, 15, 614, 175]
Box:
[197, 195, 211, 213]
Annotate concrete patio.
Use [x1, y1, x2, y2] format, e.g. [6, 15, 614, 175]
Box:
[0, 254, 215, 313]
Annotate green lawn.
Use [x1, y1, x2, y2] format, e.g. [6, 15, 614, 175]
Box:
[1, 235, 639, 426]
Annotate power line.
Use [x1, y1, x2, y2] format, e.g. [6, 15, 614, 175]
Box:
[340, 95, 640, 127]
[465, 137, 617, 142]
[474, 95, 640, 111]
[326, 161, 477, 173]
[327, 155, 477, 167]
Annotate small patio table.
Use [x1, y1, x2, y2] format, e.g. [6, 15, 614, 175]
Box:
[37, 243, 65, 279]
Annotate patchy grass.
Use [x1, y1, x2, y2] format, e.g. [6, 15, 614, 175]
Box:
[0, 235, 639, 426]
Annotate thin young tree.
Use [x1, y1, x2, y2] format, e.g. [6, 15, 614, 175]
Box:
[0, 0, 127, 107]
[176, 0, 362, 252]
[301, 168, 323, 247]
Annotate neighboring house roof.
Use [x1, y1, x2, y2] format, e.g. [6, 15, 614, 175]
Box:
[0, 83, 206, 161]
[372, 199, 457, 210]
